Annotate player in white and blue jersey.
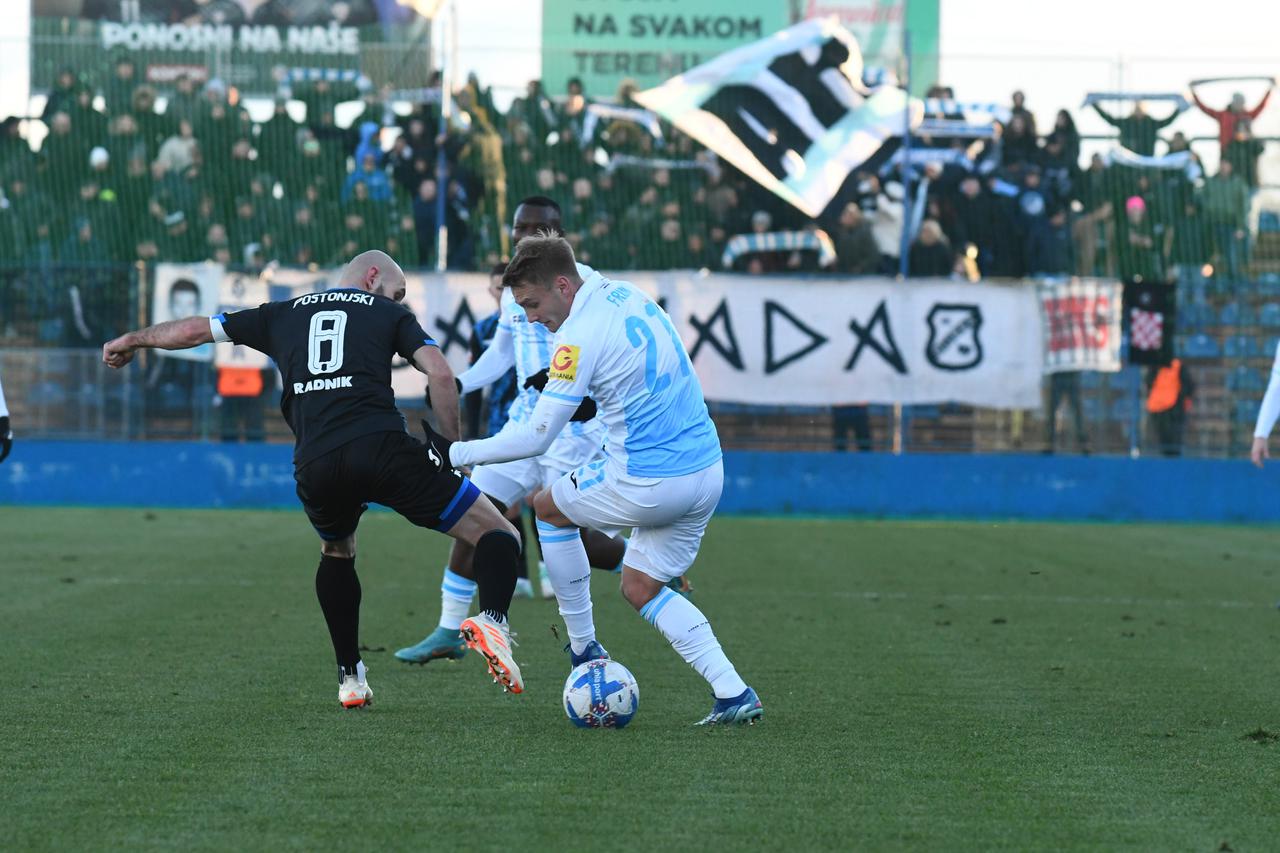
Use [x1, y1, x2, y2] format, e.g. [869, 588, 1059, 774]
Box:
[395, 198, 629, 665]
[424, 233, 761, 725]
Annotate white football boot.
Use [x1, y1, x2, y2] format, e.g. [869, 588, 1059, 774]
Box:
[337, 663, 373, 709]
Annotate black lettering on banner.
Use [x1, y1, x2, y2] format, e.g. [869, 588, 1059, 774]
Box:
[925, 304, 983, 371]
[688, 298, 745, 370]
[655, 295, 669, 313]
[846, 300, 907, 374]
[766, 38, 853, 128]
[433, 298, 476, 355]
[701, 85, 814, 181]
[698, 37, 852, 180]
[764, 300, 828, 374]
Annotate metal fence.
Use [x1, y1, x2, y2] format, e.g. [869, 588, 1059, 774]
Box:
[4, 35, 1279, 278]
[2, 32, 1278, 458]
[1, 264, 1274, 458]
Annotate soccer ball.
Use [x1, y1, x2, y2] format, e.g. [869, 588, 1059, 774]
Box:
[562, 659, 639, 729]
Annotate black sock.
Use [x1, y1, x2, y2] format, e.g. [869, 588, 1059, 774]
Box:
[526, 506, 544, 563]
[315, 554, 361, 669]
[515, 509, 529, 579]
[474, 530, 520, 622]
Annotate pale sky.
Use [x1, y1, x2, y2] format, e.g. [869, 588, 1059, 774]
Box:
[2, 0, 1278, 161]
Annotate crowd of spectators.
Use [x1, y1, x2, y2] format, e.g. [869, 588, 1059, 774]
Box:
[0, 59, 1273, 285]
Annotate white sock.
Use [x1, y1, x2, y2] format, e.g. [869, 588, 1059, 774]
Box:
[355, 660, 368, 683]
[641, 588, 747, 699]
[537, 520, 596, 654]
[439, 567, 476, 631]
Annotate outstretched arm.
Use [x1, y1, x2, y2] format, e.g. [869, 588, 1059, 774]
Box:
[412, 344, 461, 441]
[1154, 105, 1182, 129]
[448, 391, 577, 467]
[1092, 102, 1118, 125]
[1247, 86, 1273, 119]
[102, 316, 214, 369]
[1191, 90, 1223, 120]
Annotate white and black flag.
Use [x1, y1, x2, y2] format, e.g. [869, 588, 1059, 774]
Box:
[634, 18, 921, 218]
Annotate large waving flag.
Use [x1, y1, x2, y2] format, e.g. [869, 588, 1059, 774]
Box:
[634, 18, 921, 218]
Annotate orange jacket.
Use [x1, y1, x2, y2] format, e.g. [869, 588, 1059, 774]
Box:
[1147, 359, 1191, 413]
[217, 366, 264, 398]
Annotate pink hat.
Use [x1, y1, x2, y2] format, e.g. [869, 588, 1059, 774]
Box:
[1126, 196, 1146, 214]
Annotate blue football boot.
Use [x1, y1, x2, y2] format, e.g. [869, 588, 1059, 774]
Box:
[566, 640, 610, 667]
[394, 626, 467, 664]
[695, 687, 763, 726]
[666, 576, 694, 599]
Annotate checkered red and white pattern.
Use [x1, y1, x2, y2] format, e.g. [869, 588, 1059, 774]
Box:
[1130, 308, 1164, 351]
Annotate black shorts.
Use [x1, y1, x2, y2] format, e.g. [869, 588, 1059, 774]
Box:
[293, 430, 481, 541]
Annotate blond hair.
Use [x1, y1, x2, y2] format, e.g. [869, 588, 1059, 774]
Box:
[502, 231, 578, 289]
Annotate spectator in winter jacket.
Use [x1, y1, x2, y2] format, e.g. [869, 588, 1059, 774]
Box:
[1199, 160, 1250, 280]
[1191, 81, 1273, 155]
[1223, 118, 1265, 189]
[1091, 100, 1181, 156]
[908, 219, 954, 277]
[832, 203, 880, 275]
[1117, 195, 1162, 282]
[1001, 113, 1039, 167]
[1010, 90, 1037, 138]
[341, 152, 393, 203]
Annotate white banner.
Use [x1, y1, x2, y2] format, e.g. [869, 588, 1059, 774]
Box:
[634, 18, 920, 218]
[410, 272, 1043, 409]
[213, 272, 271, 369]
[160, 265, 1044, 408]
[153, 263, 220, 362]
[644, 274, 1042, 408]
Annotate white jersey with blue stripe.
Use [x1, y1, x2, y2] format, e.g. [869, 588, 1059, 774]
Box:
[497, 262, 596, 438]
[539, 271, 721, 480]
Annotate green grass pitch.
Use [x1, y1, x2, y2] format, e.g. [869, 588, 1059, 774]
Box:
[5, 507, 1280, 851]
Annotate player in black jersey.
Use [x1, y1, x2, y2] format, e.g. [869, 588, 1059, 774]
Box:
[103, 250, 527, 708]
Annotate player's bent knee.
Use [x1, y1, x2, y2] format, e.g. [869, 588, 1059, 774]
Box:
[620, 568, 662, 610]
[452, 498, 522, 549]
[532, 489, 572, 528]
[320, 534, 356, 559]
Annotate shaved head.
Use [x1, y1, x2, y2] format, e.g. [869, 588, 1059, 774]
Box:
[340, 249, 406, 302]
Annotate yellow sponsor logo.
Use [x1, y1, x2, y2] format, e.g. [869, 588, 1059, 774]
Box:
[549, 344, 579, 382]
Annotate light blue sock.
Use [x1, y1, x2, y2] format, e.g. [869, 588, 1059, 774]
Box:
[439, 566, 476, 631]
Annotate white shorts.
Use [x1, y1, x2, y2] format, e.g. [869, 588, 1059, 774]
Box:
[550, 459, 724, 582]
[469, 425, 604, 509]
